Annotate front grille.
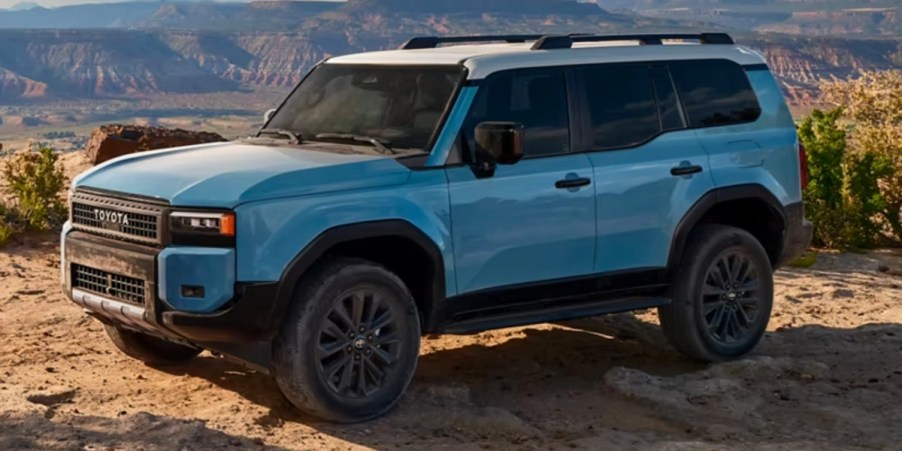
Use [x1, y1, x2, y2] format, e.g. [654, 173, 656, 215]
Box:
[72, 264, 146, 305]
[70, 191, 164, 245]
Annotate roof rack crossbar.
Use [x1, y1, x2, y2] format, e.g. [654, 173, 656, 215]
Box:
[532, 33, 735, 50]
[400, 35, 546, 50]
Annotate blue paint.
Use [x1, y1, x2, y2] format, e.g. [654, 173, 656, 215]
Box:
[68, 62, 801, 316]
[75, 143, 403, 208]
[158, 247, 235, 312]
[587, 130, 715, 272]
[426, 86, 478, 167]
[445, 154, 596, 293]
[697, 69, 800, 205]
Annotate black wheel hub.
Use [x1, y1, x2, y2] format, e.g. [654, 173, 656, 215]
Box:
[702, 251, 761, 345]
[316, 288, 401, 399]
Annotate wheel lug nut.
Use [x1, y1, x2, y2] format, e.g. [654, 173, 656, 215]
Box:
[348, 333, 355, 338]
[354, 354, 361, 360]
[365, 349, 372, 355]
[359, 327, 366, 332]
[346, 347, 352, 352]
[367, 335, 374, 341]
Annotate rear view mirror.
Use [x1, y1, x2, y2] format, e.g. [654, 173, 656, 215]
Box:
[475, 122, 524, 165]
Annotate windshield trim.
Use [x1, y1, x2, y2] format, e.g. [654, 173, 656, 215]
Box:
[259, 62, 467, 160]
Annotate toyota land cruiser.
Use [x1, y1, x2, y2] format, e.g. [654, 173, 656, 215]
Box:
[61, 33, 813, 422]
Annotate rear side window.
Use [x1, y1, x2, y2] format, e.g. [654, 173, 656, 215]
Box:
[577, 64, 684, 150]
[669, 60, 762, 128]
[578, 65, 658, 150]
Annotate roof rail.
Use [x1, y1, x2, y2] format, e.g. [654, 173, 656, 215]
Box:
[400, 35, 546, 50]
[532, 33, 735, 50]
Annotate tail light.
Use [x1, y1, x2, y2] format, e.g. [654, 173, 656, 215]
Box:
[798, 141, 809, 191]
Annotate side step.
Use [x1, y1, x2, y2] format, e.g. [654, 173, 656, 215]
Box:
[443, 296, 670, 334]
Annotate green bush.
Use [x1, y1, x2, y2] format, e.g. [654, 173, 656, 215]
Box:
[799, 108, 891, 248]
[821, 70, 902, 242]
[0, 145, 67, 246]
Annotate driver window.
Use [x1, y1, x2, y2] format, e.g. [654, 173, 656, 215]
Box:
[461, 68, 570, 160]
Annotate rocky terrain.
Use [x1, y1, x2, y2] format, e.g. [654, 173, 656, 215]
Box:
[0, 150, 900, 449]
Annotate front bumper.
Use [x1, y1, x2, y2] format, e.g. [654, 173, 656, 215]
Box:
[62, 230, 279, 346]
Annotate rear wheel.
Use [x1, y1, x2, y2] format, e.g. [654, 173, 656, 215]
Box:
[272, 258, 421, 423]
[104, 325, 201, 365]
[659, 224, 774, 362]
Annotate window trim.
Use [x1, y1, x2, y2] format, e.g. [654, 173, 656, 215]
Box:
[443, 59, 766, 164]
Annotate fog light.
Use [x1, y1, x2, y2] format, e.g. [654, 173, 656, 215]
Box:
[181, 285, 205, 298]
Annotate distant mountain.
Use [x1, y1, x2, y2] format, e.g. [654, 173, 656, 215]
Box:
[0, 0, 898, 104]
[599, 0, 901, 36]
[0, 1, 343, 29]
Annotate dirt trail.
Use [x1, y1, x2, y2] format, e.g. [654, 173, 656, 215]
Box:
[1, 233, 901, 450]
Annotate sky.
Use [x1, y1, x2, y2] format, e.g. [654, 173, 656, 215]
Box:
[0, 0, 344, 9]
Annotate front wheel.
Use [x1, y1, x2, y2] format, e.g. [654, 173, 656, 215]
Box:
[659, 224, 774, 362]
[272, 258, 421, 423]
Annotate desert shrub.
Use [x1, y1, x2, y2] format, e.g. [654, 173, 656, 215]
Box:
[799, 108, 891, 248]
[0, 204, 18, 247]
[799, 109, 845, 246]
[1, 145, 67, 239]
[820, 70, 902, 242]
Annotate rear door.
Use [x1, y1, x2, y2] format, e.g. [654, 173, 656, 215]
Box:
[574, 63, 716, 273]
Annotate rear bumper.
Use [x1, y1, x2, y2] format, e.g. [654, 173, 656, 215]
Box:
[62, 229, 280, 347]
[779, 201, 814, 267]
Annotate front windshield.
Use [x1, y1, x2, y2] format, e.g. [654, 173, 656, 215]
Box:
[265, 64, 463, 151]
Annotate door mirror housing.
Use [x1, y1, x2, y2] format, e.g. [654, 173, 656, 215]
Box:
[475, 122, 524, 165]
[263, 108, 277, 124]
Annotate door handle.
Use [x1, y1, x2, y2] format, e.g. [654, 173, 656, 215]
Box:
[671, 165, 703, 176]
[555, 177, 592, 189]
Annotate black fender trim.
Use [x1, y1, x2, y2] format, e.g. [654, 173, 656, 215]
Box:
[267, 220, 447, 335]
[667, 184, 787, 274]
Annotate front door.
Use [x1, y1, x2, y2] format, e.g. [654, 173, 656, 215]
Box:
[446, 67, 596, 294]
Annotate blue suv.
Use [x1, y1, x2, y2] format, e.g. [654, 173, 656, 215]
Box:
[61, 33, 812, 422]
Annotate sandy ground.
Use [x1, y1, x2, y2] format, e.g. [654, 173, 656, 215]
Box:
[0, 152, 900, 449]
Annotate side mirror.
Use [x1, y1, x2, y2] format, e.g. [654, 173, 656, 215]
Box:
[263, 108, 277, 124]
[475, 122, 524, 165]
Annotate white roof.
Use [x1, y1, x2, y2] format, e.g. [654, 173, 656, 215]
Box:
[327, 41, 767, 79]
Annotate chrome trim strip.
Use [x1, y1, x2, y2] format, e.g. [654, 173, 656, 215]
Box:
[170, 211, 225, 219]
[72, 288, 153, 332]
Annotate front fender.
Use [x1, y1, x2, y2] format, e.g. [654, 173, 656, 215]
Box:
[233, 170, 454, 293]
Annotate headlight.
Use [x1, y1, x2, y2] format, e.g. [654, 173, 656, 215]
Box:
[170, 212, 235, 237]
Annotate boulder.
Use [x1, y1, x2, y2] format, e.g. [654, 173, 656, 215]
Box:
[85, 124, 226, 165]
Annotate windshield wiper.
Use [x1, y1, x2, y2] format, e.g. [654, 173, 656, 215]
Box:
[314, 133, 396, 155]
[258, 129, 301, 143]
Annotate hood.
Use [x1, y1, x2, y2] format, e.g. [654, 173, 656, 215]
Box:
[73, 141, 412, 208]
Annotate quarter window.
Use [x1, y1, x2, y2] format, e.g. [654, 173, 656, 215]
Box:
[669, 60, 762, 128]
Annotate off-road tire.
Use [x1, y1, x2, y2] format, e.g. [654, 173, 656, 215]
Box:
[104, 325, 201, 365]
[272, 258, 421, 423]
[659, 224, 774, 362]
